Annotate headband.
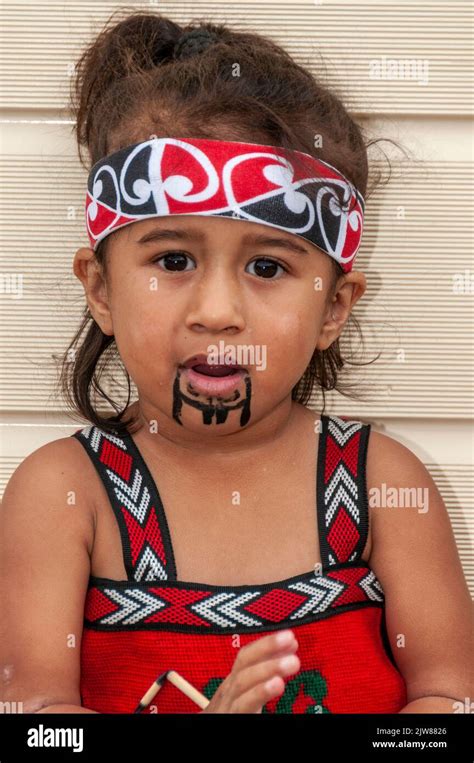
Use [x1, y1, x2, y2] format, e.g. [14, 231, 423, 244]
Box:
[85, 136, 365, 272]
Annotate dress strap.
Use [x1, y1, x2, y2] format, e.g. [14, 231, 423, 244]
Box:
[317, 414, 371, 569]
[72, 425, 177, 582]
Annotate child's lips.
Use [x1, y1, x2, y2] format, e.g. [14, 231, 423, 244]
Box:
[180, 365, 247, 396]
[191, 363, 240, 377]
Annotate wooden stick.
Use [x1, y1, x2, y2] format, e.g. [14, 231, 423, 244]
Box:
[166, 670, 210, 709]
[133, 669, 210, 713]
[133, 670, 169, 713]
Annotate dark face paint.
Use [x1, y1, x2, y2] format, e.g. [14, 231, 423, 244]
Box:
[172, 368, 252, 427]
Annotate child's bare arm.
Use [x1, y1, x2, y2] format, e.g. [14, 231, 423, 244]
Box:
[366, 430, 473, 713]
[0, 439, 96, 714]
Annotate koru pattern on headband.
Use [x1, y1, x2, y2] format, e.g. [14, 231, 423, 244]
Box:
[86, 136, 365, 271]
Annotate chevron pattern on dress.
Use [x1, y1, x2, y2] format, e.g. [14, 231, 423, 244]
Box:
[84, 562, 384, 633]
[75, 425, 169, 582]
[322, 415, 368, 567]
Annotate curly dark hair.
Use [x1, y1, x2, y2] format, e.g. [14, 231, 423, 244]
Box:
[57, 8, 400, 436]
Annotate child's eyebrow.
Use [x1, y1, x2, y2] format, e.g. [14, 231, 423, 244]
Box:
[136, 226, 309, 255]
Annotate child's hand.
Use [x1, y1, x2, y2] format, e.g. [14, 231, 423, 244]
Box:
[201, 629, 300, 713]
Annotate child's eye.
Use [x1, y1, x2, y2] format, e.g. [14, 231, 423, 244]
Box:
[152, 252, 195, 272]
[246, 258, 287, 279]
[151, 253, 287, 279]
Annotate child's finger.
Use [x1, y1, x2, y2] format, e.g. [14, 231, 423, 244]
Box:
[231, 651, 301, 702]
[233, 629, 299, 671]
[232, 674, 288, 713]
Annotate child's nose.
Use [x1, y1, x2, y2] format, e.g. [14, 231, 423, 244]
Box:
[184, 277, 245, 333]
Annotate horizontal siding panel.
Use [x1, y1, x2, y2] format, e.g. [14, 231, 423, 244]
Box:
[316, 157, 473, 418]
[0, 1, 471, 114]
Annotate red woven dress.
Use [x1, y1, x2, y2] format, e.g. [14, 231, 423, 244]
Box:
[72, 413, 407, 714]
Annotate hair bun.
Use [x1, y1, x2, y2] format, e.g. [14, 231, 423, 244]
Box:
[173, 28, 220, 61]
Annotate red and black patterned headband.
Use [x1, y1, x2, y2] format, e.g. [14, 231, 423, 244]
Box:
[86, 136, 365, 272]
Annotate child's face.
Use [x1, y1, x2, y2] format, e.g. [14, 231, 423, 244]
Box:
[74, 215, 365, 439]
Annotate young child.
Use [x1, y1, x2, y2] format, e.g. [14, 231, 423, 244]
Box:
[1, 12, 471, 715]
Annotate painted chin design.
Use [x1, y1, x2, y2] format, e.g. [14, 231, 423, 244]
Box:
[172, 366, 252, 427]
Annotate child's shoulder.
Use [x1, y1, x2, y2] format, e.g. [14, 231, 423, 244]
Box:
[2, 433, 96, 550]
[365, 425, 431, 492]
[324, 415, 445, 569]
[364, 423, 457, 581]
[7, 431, 93, 485]
[365, 423, 442, 526]
[313, 407, 425, 478]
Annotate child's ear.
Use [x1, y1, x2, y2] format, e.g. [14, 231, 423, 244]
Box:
[316, 272, 366, 351]
[73, 246, 114, 336]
